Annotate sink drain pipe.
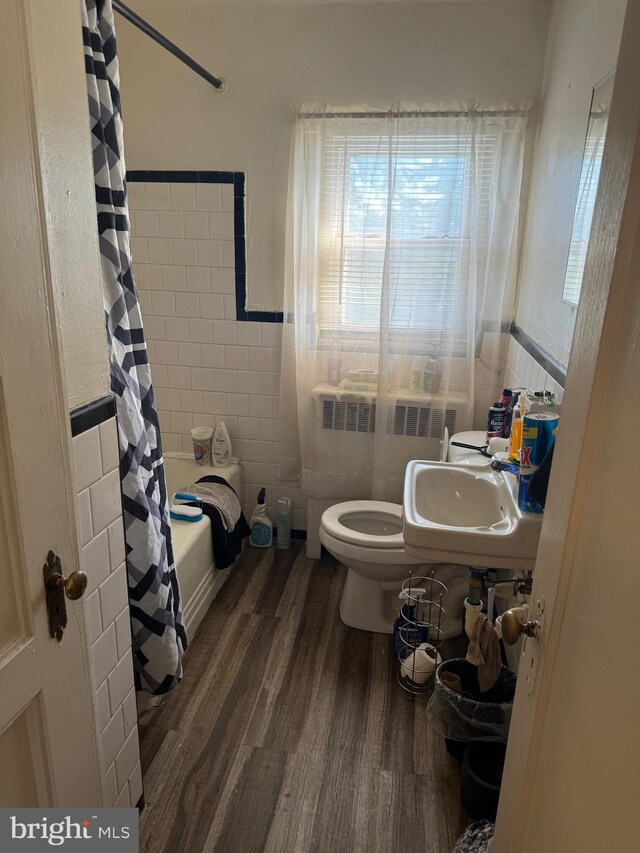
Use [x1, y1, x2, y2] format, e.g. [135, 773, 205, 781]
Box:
[463, 569, 487, 639]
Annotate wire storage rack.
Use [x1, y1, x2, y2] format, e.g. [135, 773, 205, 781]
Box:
[396, 571, 448, 697]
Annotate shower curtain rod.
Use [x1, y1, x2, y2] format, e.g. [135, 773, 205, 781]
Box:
[112, 0, 225, 91]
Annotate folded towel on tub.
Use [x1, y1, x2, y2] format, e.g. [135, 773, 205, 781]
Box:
[179, 475, 250, 569]
[180, 478, 242, 531]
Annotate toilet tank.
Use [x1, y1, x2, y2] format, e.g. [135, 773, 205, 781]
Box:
[447, 430, 492, 466]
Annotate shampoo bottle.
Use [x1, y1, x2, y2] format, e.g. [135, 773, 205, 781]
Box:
[249, 488, 273, 547]
[212, 421, 232, 467]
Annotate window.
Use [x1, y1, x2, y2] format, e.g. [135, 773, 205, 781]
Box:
[562, 118, 607, 306]
[317, 120, 501, 348]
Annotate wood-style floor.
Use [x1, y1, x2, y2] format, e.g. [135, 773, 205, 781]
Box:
[138, 544, 469, 853]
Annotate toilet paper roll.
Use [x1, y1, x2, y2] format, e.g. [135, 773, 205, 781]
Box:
[400, 643, 442, 685]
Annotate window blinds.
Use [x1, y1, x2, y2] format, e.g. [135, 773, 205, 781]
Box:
[317, 123, 499, 344]
[563, 121, 606, 306]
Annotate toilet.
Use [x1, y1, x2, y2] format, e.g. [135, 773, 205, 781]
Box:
[319, 430, 488, 635]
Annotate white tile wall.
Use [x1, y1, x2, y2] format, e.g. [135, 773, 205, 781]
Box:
[131, 182, 567, 538]
[73, 417, 142, 808]
[130, 181, 307, 531]
[504, 336, 565, 404]
[472, 334, 565, 430]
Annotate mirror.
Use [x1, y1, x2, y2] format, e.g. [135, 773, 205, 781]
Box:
[562, 70, 615, 306]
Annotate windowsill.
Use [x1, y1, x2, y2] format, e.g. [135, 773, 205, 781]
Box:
[312, 382, 469, 407]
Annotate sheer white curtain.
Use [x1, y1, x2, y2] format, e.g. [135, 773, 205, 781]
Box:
[279, 108, 525, 503]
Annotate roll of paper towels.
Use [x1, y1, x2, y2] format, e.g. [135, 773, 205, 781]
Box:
[400, 643, 442, 685]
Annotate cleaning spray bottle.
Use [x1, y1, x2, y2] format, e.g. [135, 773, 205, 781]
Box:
[249, 488, 273, 547]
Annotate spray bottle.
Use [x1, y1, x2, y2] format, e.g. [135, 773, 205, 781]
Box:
[249, 488, 273, 547]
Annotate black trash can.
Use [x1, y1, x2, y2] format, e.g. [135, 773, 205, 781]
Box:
[427, 659, 516, 759]
[461, 741, 507, 820]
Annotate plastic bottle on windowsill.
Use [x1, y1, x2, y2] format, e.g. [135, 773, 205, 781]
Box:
[423, 345, 442, 393]
[409, 357, 423, 392]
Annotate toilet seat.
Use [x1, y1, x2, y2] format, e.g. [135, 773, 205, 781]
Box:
[319, 499, 468, 635]
[321, 500, 405, 549]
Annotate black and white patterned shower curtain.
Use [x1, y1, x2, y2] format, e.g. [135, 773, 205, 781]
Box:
[82, 0, 186, 694]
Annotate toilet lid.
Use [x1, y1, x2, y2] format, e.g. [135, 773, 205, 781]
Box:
[321, 501, 405, 549]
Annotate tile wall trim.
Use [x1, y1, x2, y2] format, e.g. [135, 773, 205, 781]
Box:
[126, 170, 283, 325]
[71, 394, 117, 436]
[510, 322, 567, 387]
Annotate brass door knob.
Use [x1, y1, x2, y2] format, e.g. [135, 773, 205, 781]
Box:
[501, 608, 539, 645]
[49, 570, 88, 600]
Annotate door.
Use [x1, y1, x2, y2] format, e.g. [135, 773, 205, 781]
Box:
[0, 0, 101, 806]
[494, 0, 640, 849]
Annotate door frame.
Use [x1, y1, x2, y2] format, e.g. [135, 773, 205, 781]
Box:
[0, 0, 104, 806]
[494, 0, 640, 847]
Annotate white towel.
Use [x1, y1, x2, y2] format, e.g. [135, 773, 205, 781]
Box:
[466, 613, 501, 693]
[180, 481, 241, 532]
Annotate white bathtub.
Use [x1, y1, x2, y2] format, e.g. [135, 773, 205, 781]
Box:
[164, 453, 242, 641]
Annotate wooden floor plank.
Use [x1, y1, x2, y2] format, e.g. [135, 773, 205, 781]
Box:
[155, 614, 281, 853]
[252, 545, 300, 616]
[262, 750, 326, 853]
[352, 765, 395, 853]
[273, 545, 320, 619]
[204, 745, 287, 853]
[252, 558, 347, 756]
[308, 749, 363, 853]
[139, 544, 469, 852]
[138, 719, 170, 777]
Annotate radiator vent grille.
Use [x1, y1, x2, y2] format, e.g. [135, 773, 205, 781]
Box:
[321, 400, 456, 438]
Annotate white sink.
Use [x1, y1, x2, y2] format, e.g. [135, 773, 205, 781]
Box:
[403, 461, 542, 570]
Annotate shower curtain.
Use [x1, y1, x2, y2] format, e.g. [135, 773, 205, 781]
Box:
[82, 0, 186, 694]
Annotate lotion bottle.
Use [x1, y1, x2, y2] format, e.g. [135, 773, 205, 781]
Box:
[212, 421, 232, 467]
